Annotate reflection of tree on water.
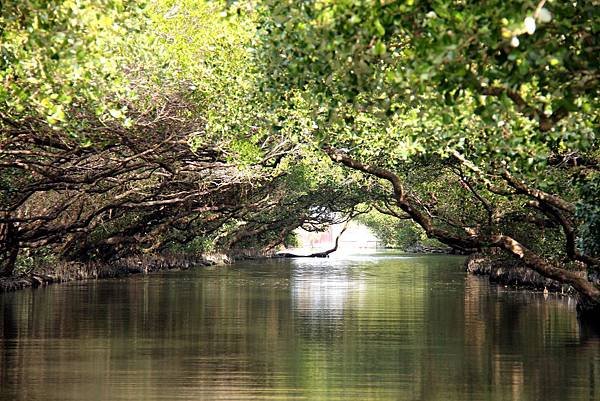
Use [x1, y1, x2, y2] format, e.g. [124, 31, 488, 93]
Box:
[2, 257, 600, 401]
[463, 274, 600, 401]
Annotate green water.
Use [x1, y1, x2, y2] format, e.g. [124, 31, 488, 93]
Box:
[1, 254, 599, 400]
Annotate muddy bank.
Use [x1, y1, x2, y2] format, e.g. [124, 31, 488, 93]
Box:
[465, 253, 582, 295]
[406, 244, 470, 255]
[0, 253, 222, 293]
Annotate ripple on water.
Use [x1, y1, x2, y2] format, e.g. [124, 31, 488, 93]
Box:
[1, 254, 599, 401]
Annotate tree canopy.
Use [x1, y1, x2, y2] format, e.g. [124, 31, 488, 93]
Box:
[0, 0, 362, 277]
[253, 0, 599, 310]
[1, 0, 599, 311]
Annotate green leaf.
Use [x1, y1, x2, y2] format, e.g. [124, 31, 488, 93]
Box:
[374, 19, 385, 37]
[373, 41, 386, 56]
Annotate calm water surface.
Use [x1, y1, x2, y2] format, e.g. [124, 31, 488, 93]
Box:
[1, 254, 599, 400]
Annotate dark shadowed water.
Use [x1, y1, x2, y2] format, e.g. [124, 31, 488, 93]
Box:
[1, 254, 599, 400]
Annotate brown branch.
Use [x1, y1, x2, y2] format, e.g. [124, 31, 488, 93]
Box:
[373, 203, 411, 219]
[325, 146, 406, 201]
[530, 200, 599, 268]
[502, 170, 576, 214]
[481, 86, 568, 132]
[325, 147, 478, 250]
[451, 167, 494, 226]
[325, 147, 600, 304]
[278, 220, 351, 258]
[491, 234, 600, 300]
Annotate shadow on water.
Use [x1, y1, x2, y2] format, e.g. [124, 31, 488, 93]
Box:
[578, 315, 600, 342]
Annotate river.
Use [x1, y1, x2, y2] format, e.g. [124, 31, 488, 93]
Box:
[1, 254, 599, 400]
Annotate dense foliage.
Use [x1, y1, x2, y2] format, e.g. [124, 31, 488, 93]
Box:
[0, 0, 361, 277]
[0, 0, 149, 133]
[252, 0, 600, 309]
[1, 0, 599, 312]
[358, 209, 444, 251]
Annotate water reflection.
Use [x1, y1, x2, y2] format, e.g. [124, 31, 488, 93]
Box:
[0, 254, 599, 401]
[292, 258, 367, 320]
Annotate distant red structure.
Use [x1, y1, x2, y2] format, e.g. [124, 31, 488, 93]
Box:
[294, 222, 379, 251]
[308, 227, 333, 247]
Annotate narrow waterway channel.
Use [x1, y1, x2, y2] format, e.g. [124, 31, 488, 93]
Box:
[1, 254, 599, 400]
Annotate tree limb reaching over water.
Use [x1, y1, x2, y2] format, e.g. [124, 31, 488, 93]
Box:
[277, 219, 351, 259]
[325, 147, 600, 305]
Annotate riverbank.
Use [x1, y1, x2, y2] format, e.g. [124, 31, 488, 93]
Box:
[465, 252, 581, 295]
[1, 250, 588, 299]
[0, 253, 225, 293]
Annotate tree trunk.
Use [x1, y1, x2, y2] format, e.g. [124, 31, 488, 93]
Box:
[325, 147, 600, 315]
[278, 223, 349, 258]
[491, 233, 600, 314]
[0, 222, 19, 277]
